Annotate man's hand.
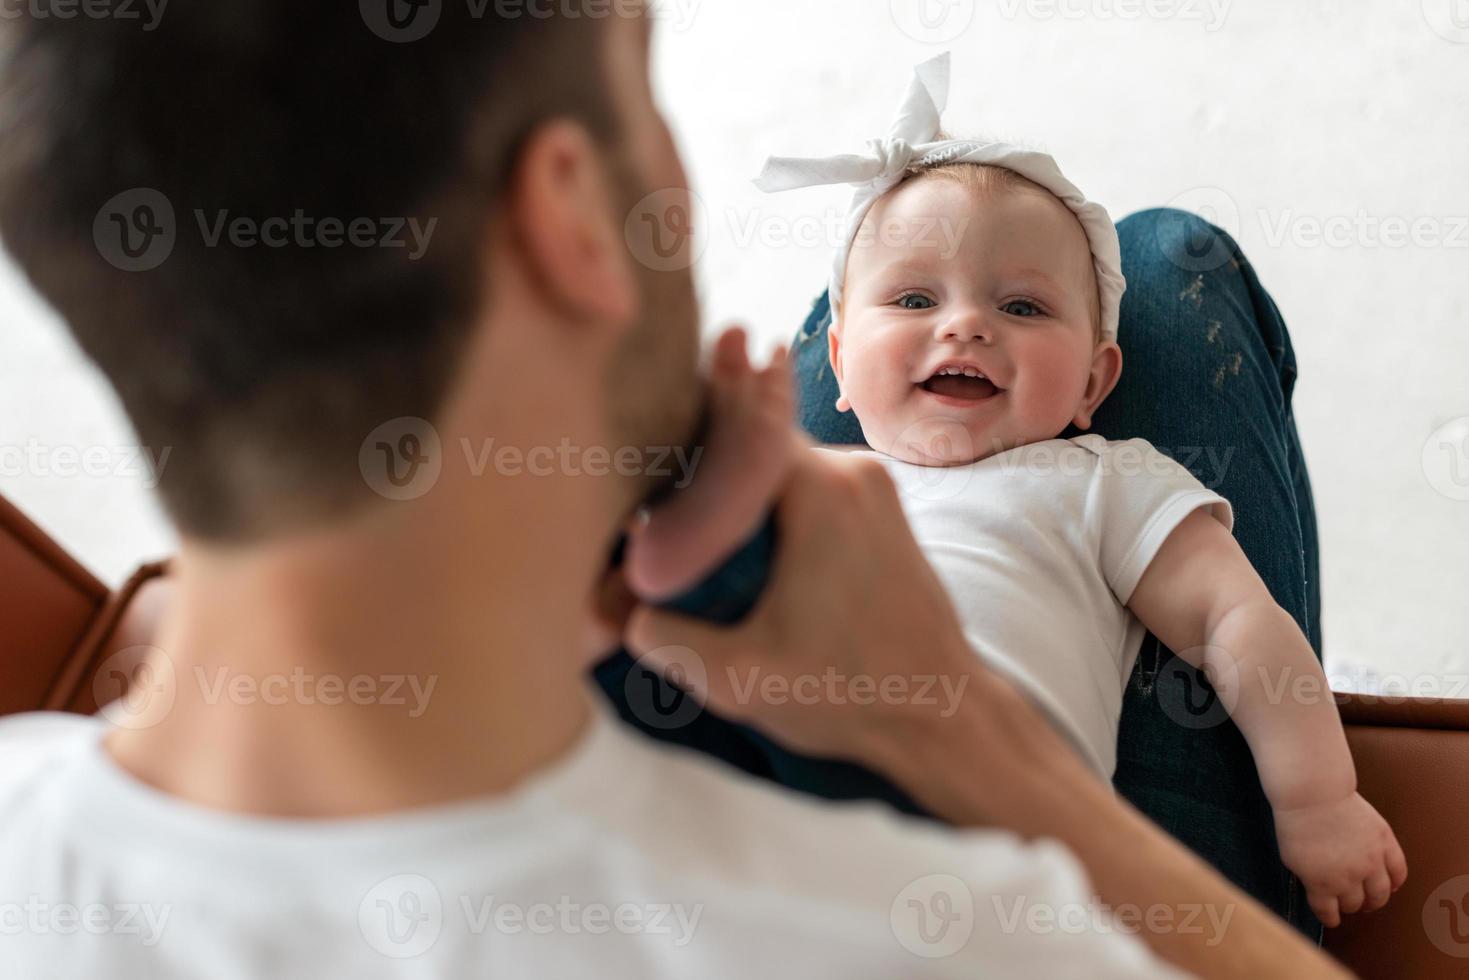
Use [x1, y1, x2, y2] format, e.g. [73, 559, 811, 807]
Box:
[1274, 791, 1409, 927]
[624, 446, 982, 764]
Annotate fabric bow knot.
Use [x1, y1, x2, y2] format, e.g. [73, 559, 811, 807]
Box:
[751, 52, 1127, 342]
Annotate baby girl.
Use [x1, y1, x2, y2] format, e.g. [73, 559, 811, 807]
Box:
[624, 54, 1405, 929]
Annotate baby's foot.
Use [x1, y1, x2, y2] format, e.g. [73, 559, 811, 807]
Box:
[624, 327, 801, 602]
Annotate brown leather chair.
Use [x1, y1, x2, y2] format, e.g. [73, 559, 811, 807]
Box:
[0, 493, 1465, 977]
[0, 494, 171, 716]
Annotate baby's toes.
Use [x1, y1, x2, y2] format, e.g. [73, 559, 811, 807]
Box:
[1364, 868, 1393, 911]
[711, 326, 752, 376]
[1309, 892, 1342, 929]
[1338, 880, 1366, 915]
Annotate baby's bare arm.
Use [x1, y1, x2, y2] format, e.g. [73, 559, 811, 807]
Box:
[1128, 510, 1407, 925]
[1128, 511, 1348, 807]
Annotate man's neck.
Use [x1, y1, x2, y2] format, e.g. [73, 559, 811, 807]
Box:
[105, 451, 618, 818]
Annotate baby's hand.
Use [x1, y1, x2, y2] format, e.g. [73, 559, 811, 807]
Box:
[1273, 791, 1407, 927]
[623, 327, 804, 601]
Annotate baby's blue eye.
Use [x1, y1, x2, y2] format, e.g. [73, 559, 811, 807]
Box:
[1001, 299, 1043, 317]
[897, 293, 936, 311]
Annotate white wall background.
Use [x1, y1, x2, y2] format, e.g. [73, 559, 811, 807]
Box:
[2, 0, 1466, 690]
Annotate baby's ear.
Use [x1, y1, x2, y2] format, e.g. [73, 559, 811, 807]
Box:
[828, 322, 852, 412]
[1073, 341, 1122, 430]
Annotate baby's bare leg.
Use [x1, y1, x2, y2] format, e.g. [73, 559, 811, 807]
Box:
[624, 328, 801, 602]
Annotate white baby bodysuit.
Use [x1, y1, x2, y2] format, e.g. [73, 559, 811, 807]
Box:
[828, 434, 1233, 778]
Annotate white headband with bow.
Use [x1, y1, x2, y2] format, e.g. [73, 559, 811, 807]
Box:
[753, 53, 1126, 342]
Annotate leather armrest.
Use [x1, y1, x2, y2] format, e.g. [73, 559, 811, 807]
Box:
[45, 560, 173, 715]
[0, 495, 108, 716]
[1324, 692, 1469, 978]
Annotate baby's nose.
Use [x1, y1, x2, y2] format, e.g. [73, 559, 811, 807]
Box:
[934, 309, 992, 344]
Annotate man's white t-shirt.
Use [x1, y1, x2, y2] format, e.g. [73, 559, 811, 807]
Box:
[0, 697, 1187, 978]
[848, 435, 1234, 778]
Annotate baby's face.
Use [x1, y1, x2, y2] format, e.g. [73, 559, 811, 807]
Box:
[830, 176, 1120, 466]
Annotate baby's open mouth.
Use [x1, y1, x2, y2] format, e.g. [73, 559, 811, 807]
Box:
[920, 365, 1001, 401]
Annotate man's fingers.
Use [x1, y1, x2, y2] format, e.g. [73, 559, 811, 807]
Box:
[628, 605, 722, 659]
[626, 605, 769, 720]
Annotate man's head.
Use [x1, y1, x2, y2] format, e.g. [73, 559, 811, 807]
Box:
[0, 3, 701, 541]
[829, 165, 1122, 466]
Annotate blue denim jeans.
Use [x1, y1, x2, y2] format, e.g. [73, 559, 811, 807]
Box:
[593, 208, 1323, 940]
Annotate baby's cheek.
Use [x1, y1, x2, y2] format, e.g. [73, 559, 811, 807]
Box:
[1015, 353, 1090, 429]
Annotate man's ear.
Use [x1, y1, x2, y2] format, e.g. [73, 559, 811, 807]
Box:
[508, 120, 638, 331]
[828, 321, 852, 412]
[1072, 340, 1123, 430]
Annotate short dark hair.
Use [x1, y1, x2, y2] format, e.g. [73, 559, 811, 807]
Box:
[0, 4, 619, 539]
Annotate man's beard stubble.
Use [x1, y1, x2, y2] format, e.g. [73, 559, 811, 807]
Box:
[605, 167, 706, 509]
